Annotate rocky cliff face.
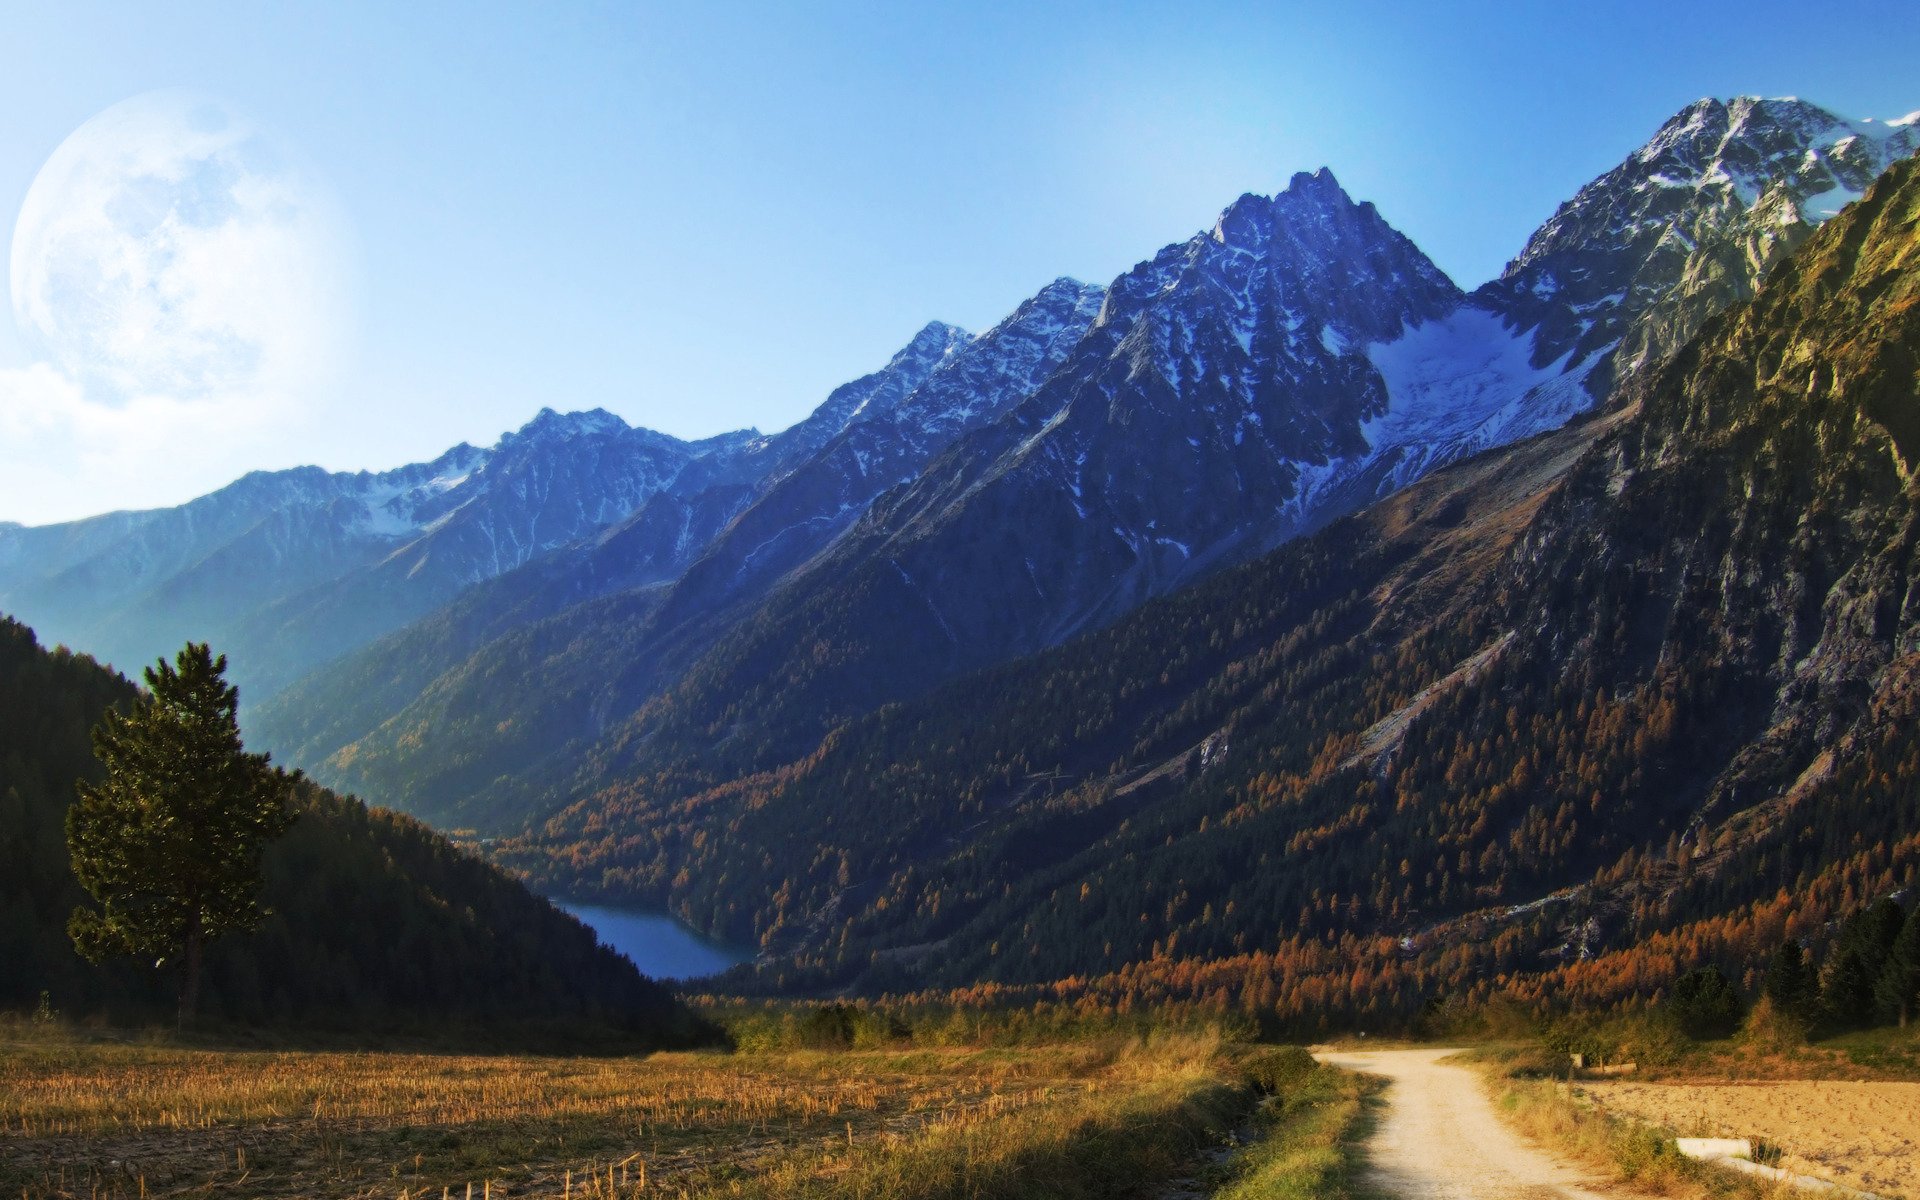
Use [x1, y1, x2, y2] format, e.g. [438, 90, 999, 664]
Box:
[1305, 98, 1920, 526]
[1481, 96, 1919, 388]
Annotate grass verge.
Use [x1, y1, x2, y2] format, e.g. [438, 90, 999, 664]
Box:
[1491, 1075, 1774, 1200]
[1212, 1054, 1379, 1200]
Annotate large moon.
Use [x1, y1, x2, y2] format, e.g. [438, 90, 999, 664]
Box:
[9, 90, 352, 407]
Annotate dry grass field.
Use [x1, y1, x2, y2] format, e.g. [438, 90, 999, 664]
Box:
[0, 1029, 1260, 1199]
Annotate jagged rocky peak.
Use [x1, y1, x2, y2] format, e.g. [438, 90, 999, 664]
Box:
[883, 279, 1103, 433]
[1024, 276, 1106, 319]
[1178, 167, 1463, 349]
[903, 318, 973, 355]
[504, 406, 636, 444]
[1210, 167, 1354, 243]
[1482, 95, 1919, 386]
[860, 318, 967, 393]
[1633, 97, 1918, 210]
[775, 319, 973, 444]
[803, 166, 1472, 670]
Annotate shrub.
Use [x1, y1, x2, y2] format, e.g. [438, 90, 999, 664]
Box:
[1239, 1044, 1318, 1095]
[1740, 995, 1807, 1050]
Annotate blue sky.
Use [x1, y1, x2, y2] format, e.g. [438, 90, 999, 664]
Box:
[1, 0, 1917, 523]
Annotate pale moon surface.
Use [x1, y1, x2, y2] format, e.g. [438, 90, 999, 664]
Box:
[8, 90, 353, 408]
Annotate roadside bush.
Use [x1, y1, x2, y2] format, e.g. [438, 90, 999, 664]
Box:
[1540, 1008, 1689, 1067]
[795, 1003, 907, 1049]
[1238, 1044, 1317, 1095]
[1740, 994, 1808, 1050]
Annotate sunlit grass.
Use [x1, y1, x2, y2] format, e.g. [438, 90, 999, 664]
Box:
[1490, 1075, 1776, 1200]
[1211, 1056, 1377, 1200]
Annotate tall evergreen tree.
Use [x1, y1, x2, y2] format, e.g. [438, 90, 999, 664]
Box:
[1762, 940, 1819, 1026]
[1666, 965, 1743, 1039]
[1822, 946, 1877, 1030]
[1877, 900, 1920, 1028]
[1824, 899, 1906, 1029]
[66, 644, 296, 1027]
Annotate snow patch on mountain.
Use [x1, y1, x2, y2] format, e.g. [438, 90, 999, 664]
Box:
[346, 454, 487, 539]
[1363, 306, 1596, 466]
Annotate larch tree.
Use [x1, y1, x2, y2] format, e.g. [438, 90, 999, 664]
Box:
[66, 643, 297, 1027]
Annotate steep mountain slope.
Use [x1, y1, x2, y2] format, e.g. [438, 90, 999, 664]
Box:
[514, 156, 1920, 1014]
[268, 171, 1470, 827]
[645, 280, 1105, 638]
[0, 615, 711, 1042]
[1305, 96, 1920, 517]
[242, 321, 977, 770]
[292, 97, 1919, 840]
[590, 318, 975, 596]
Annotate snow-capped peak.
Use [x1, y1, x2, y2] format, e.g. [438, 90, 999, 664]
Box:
[509, 406, 632, 442]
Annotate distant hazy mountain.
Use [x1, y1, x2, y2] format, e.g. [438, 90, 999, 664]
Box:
[0, 322, 972, 696]
[0, 411, 708, 690]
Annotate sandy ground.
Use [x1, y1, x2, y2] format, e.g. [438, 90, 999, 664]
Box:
[1316, 1047, 1642, 1199]
[1580, 1079, 1920, 1198]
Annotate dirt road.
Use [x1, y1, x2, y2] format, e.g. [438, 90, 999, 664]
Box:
[1314, 1047, 1638, 1200]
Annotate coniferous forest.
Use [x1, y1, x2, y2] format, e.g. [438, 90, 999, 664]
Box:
[0, 616, 712, 1044]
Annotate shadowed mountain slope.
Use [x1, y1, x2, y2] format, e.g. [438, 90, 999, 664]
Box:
[510, 156, 1920, 1016]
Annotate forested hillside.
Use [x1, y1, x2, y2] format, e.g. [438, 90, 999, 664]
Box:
[507, 158, 1920, 1023]
[0, 616, 711, 1043]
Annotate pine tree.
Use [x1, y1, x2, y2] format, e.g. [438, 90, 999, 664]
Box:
[1762, 940, 1818, 1026]
[66, 644, 296, 1027]
[1824, 899, 1906, 1030]
[1876, 901, 1920, 1028]
[1666, 965, 1743, 1039]
[1822, 946, 1877, 1030]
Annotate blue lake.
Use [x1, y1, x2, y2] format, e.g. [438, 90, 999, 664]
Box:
[560, 902, 754, 982]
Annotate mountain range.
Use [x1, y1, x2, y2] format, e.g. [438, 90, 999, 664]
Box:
[236, 95, 1918, 833]
[3, 95, 1917, 1011]
[514, 149, 1920, 1012]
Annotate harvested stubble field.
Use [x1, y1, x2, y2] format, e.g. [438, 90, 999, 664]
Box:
[1577, 1078, 1920, 1198]
[0, 1033, 1244, 1199]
